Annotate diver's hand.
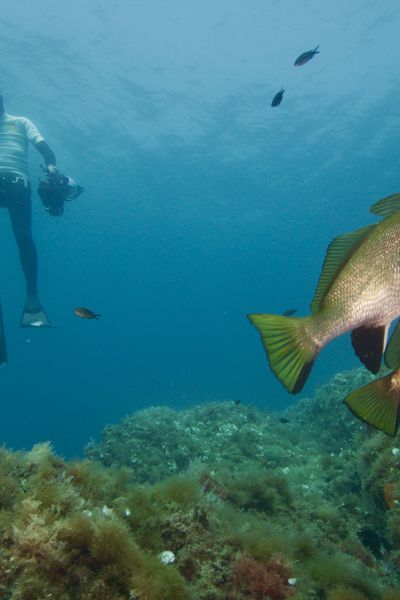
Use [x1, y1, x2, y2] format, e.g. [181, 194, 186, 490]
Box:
[46, 164, 59, 176]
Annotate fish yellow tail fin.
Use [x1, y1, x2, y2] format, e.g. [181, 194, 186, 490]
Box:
[344, 374, 400, 436]
[248, 314, 318, 393]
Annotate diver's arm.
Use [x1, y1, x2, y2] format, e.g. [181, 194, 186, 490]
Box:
[36, 141, 57, 168]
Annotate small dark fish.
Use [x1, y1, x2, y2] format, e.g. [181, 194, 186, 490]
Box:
[233, 399, 241, 406]
[73, 307, 102, 320]
[279, 417, 291, 424]
[282, 308, 298, 317]
[271, 87, 285, 107]
[294, 46, 320, 66]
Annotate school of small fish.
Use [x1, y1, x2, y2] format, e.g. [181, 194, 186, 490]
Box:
[271, 46, 319, 107]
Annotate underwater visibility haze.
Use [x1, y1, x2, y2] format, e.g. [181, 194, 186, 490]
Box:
[2, 2, 400, 599]
[0, 0, 400, 456]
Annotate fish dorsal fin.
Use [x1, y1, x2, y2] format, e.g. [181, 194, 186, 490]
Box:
[310, 225, 374, 314]
[385, 320, 400, 369]
[370, 193, 400, 218]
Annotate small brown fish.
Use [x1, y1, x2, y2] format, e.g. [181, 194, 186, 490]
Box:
[73, 307, 101, 320]
[294, 46, 319, 66]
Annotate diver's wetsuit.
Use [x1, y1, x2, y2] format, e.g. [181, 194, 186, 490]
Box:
[0, 177, 37, 296]
[0, 101, 56, 326]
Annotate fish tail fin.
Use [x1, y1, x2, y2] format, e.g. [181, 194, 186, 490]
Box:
[314, 45, 320, 53]
[344, 373, 400, 436]
[248, 314, 318, 393]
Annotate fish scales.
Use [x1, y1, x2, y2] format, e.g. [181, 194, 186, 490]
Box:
[307, 212, 400, 347]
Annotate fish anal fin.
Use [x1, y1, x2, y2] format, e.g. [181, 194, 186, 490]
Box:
[310, 225, 374, 314]
[344, 374, 400, 437]
[385, 320, 400, 369]
[351, 324, 387, 374]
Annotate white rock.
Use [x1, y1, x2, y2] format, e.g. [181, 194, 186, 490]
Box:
[392, 448, 400, 456]
[288, 578, 297, 586]
[159, 550, 175, 564]
[101, 505, 113, 517]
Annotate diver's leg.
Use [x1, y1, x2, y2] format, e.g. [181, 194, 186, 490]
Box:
[8, 187, 51, 327]
[8, 187, 38, 297]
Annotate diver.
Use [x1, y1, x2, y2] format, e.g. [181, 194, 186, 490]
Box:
[0, 90, 57, 327]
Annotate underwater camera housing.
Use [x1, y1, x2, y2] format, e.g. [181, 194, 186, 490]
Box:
[37, 167, 84, 216]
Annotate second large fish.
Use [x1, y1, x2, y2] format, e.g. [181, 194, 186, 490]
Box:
[249, 193, 400, 394]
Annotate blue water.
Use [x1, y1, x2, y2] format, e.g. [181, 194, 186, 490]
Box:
[0, 1, 399, 456]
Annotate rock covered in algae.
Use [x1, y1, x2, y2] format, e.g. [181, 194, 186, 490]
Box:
[85, 368, 374, 483]
[0, 368, 399, 598]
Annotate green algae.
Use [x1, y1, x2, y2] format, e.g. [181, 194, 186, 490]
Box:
[304, 551, 380, 597]
[227, 468, 292, 513]
[327, 587, 370, 600]
[0, 368, 399, 597]
[84, 367, 400, 597]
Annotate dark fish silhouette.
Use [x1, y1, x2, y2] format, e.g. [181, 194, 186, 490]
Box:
[73, 307, 102, 320]
[279, 417, 291, 424]
[294, 46, 320, 66]
[271, 88, 285, 107]
[282, 308, 297, 317]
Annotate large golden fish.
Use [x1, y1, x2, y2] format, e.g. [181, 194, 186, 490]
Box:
[249, 193, 400, 435]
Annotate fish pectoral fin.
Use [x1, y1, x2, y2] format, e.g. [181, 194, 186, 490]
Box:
[385, 320, 400, 369]
[344, 374, 400, 437]
[351, 324, 387, 374]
